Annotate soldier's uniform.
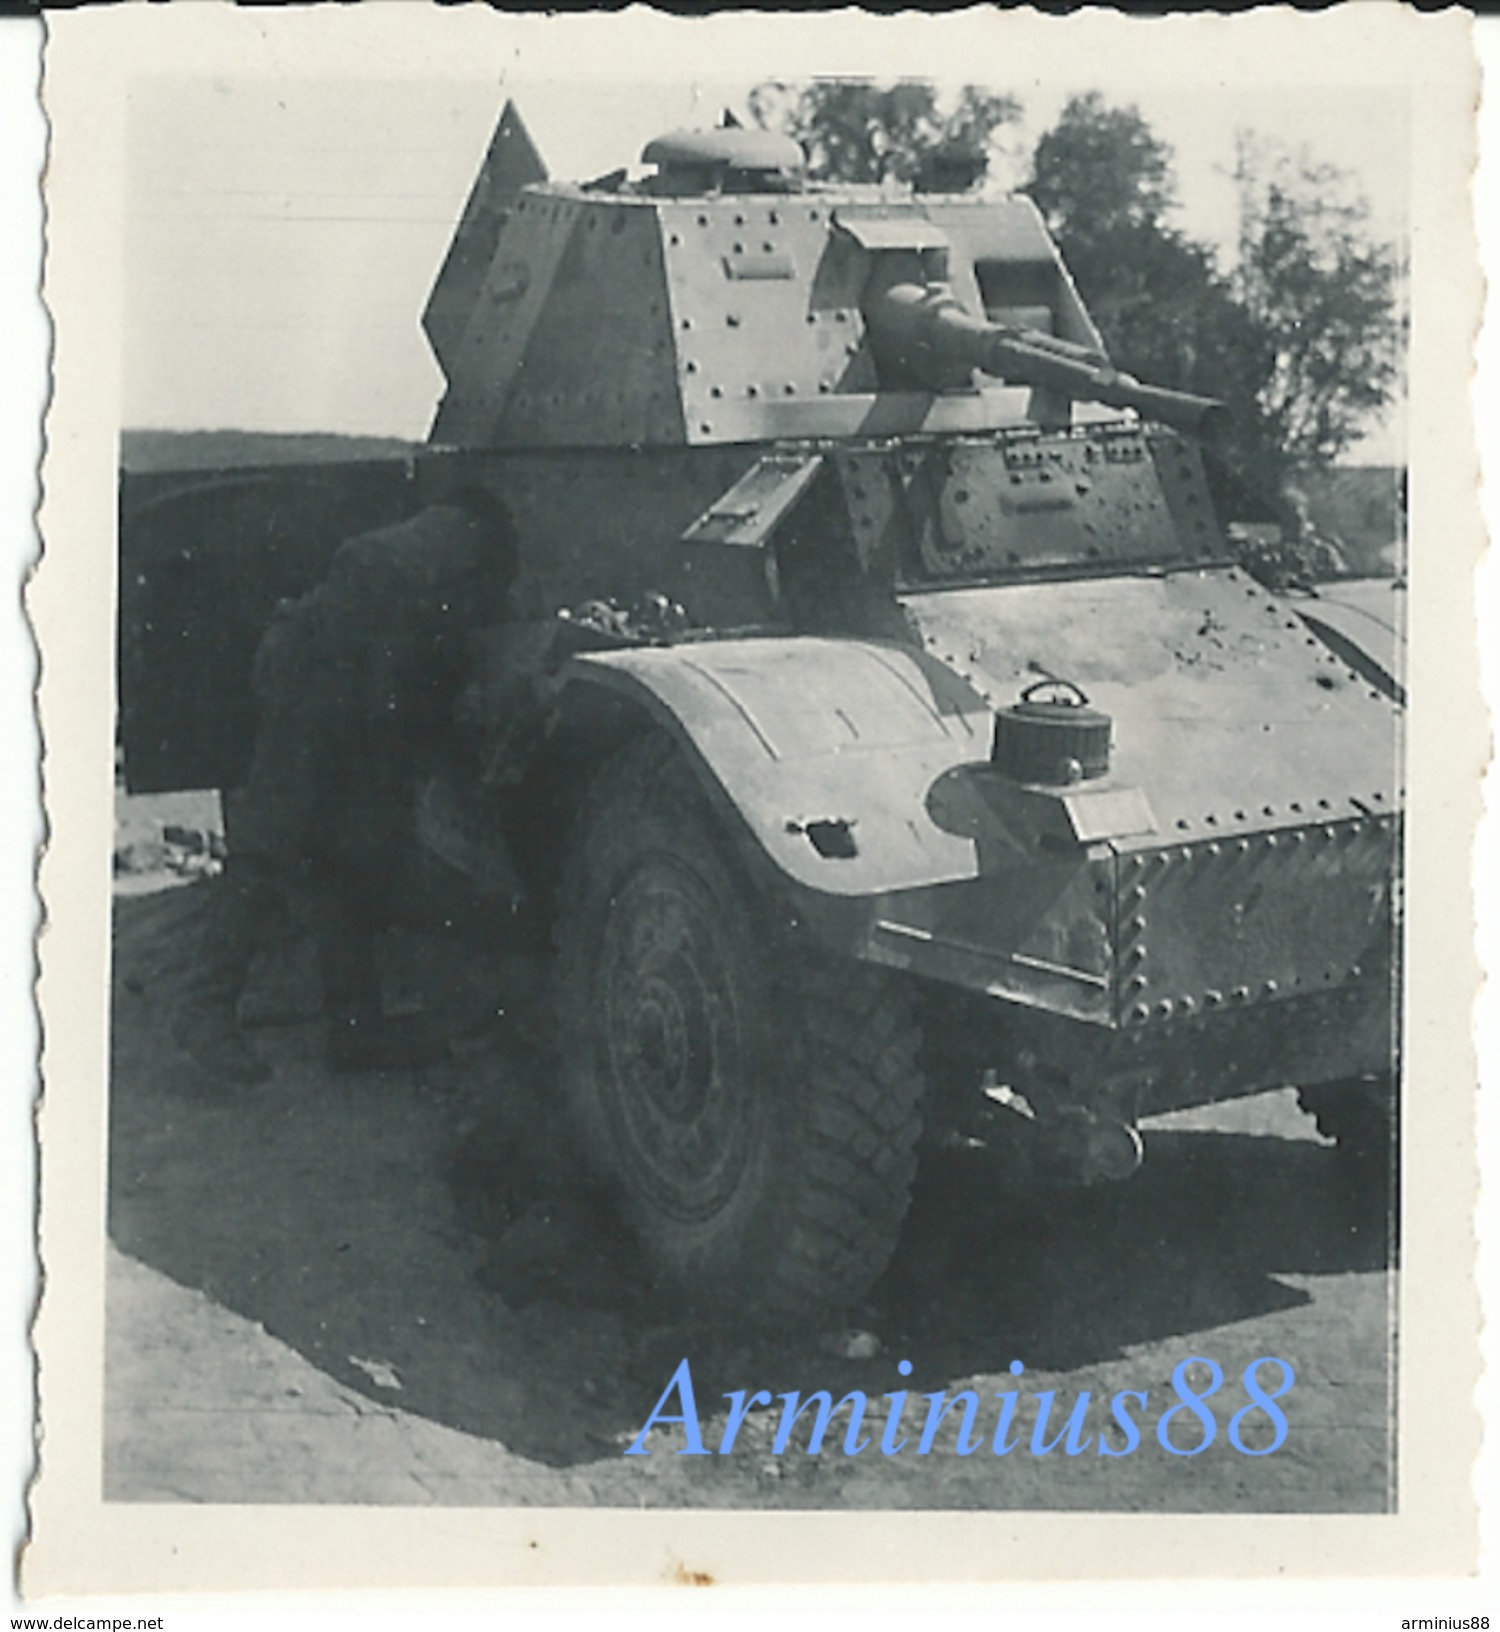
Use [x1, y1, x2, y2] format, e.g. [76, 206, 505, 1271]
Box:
[174, 500, 513, 1083]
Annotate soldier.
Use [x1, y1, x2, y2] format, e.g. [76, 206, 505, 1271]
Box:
[172, 492, 516, 1084]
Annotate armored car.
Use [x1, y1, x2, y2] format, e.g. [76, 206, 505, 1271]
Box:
[120, 108, 1400, 1320]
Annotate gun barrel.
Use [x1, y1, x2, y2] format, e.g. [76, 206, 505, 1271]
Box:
[865, 282, 1224, 438]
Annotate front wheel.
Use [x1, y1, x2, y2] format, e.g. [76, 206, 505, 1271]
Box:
[554, 734, 924, 1322]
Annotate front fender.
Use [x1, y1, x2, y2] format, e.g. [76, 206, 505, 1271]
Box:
[1295, 579, 1406, 704]
[559, 636, 994, 897]
[555, 612, 1395, 1066]
[558, 635, 1148, 1024]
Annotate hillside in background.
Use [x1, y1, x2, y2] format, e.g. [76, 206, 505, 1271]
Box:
[121, 430, 424, 476]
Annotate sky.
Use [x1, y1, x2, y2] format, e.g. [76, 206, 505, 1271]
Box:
[123, 63, 1410, 462]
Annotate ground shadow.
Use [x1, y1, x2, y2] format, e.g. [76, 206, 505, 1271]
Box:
[108, 884, 1393, 1476]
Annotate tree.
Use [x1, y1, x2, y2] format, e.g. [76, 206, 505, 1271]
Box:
[1027, 96, 1277, 521]
[1230, 131, 1404, 476]
[1028, 92, 1176, 245]
[750, 80, 1022, 192]
[1026, 96, 1402, 574]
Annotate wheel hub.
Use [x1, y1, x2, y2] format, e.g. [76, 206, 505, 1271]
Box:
[628, 967, 710, 1118]
[600, 863, 753, 1220]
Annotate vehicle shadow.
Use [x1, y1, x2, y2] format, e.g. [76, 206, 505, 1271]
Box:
[108, 886, 1393, 1477]
[864, 1128, 1389, 1375]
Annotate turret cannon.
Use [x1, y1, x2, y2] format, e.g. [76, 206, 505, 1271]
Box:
[862, 277, 1225, 436]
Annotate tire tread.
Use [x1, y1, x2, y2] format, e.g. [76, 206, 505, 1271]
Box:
[553, 733, 923, 1322]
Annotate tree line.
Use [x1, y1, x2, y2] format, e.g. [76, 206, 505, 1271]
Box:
[750, 82, 1404, 582]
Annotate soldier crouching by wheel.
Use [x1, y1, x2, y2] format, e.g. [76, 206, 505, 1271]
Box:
[172, 491, 517, 1084]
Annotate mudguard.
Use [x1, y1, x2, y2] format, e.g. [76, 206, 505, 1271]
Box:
[561, 635, 994, 898]
[559, 568, 1399, 1061]
[558, 634, 1161, 1026]
[1292, 579, 1406, 704]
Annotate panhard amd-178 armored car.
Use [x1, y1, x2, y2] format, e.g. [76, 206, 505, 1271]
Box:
[119, 108, 1401, 1320]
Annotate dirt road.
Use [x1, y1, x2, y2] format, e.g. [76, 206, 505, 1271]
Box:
[105, 821, 1395, 1513]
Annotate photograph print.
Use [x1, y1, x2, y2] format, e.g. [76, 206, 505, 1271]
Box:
[31, 3, 1482, 1583]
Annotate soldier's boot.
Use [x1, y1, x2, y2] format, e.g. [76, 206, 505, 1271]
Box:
[171, 864, 274, 1085]
[319, 909, 448, 1074]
